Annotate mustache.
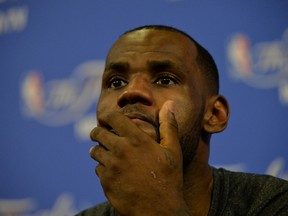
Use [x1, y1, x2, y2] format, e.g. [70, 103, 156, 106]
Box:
[119, 105, 159, 128]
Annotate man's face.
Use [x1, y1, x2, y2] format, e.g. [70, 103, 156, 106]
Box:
[97, 29, 207, 166]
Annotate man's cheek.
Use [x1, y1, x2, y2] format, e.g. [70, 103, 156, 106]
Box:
[97, 100, 116, 114]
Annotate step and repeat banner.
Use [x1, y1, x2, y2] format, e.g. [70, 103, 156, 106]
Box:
[1, 1, 287, 215]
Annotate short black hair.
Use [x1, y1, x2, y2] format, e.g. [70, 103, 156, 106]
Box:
[122, 25, 219, 94]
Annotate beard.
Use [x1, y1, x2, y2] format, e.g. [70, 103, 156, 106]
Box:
[178, 104, 205, 169]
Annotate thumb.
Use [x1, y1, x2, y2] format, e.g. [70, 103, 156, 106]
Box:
[159, 101, 181, 157]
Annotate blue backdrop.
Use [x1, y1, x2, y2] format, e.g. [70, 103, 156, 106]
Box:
[1, 1, 287, 215]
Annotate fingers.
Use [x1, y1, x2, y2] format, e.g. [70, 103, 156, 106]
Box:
[90, 145, 110, 178]
[90, 145, 108, 164]
[159, 101, 182, 159]
[90, 112, 143, 152]
[90, 127, 117, 151]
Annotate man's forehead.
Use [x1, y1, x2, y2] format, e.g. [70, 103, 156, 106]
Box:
[107, 29, 198, 61]
[120, 29, 156, 42]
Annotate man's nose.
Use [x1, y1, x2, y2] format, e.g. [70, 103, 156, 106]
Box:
[117, 75, 153, 107]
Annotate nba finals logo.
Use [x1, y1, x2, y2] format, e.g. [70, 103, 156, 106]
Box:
[227, 28, 288, 106]
[20, 61, 104, 140]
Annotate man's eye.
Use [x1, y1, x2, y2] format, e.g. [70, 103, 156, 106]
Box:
[155, 76, 177, 85]
[108, 78, 127, 89]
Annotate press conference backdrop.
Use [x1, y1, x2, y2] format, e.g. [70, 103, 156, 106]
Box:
[0, 0, 287, 215]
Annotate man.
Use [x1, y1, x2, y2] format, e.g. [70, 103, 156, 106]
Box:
[77, 25, 288, 215]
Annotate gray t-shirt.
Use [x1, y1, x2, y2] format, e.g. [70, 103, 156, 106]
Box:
[76, 168, 288, 215]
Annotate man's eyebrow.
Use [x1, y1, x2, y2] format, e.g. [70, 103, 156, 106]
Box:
[104, 60, 182, 75]
[104, 62, 130, 73]
[147, 60, 180, 72]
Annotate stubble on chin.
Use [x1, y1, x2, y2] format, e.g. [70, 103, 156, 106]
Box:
[179, 106, 205, 168]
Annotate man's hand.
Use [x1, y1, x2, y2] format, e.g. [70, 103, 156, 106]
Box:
[90, 101, 190, 215]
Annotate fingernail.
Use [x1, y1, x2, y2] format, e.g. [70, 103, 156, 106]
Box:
[166, 101, 175, 113]
[89, 147, 94, 154]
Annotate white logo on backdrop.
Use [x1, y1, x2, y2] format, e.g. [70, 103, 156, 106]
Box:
[0, 6, 28, 34]
[21, 60, 104, 140]
[0, 193, 83, 216]
[227, 28, 288, 105]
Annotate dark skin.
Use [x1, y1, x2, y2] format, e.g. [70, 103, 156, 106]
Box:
[90, 29, 230, 216]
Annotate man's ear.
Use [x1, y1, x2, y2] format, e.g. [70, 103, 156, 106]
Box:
[203, 95, 230, 134]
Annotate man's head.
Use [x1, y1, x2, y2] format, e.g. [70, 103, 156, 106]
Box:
[97, 25, 229, 166]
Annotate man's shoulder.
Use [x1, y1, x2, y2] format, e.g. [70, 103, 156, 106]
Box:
[216, 168, 288, 200]
[218, 168, 288, 188]
[212, 168, 288, 215]
[75, 201, 117, 216]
